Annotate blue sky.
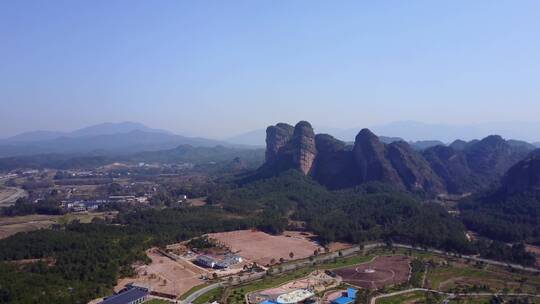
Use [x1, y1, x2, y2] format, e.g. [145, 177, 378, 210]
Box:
[1, 1, 539, 138]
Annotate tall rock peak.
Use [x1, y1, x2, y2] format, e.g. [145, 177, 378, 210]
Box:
[260, 121, 529, 196]
[291, 121, 317, 175]
[353, 128, 403, 187]
[265, 123, 294, 162]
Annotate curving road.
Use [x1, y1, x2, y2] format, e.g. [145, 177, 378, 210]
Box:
[182, 283, 224, 304]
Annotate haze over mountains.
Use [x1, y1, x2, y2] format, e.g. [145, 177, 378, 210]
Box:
[0, 122, 239, 157]
[228, 121, 540, 146]
[1, 120, 539, 159]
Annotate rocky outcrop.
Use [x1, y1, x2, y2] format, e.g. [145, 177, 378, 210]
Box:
[387, 141, 445, 193]
[265, 123, 294, 162]
[422, 145, 475, 193]
[312, 134, 358, 189]
[290, 121, 317, 175]
[353, 129, 403, 187]
[263, 121, 317, 175]
[259, 120, 535, 196]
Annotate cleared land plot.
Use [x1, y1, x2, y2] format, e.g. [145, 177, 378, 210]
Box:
[526, 244, 540, 267]
[0, 214, 60, 239]
[207, 230, 322, 266]
[186, 197, 207, 207]
[327, 242, 353, 252]
[0, 187, 27, 207]
[116, 248, 209, 298]
[335, 256, 411, 289]
[55, 211, 117, 225]
[0, 212, 117, 239]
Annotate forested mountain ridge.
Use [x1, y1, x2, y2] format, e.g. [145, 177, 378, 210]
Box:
[258, 121, 534, 195]
[459, 151, 540, 244]
[499, 151, 540, 196]
[423, 135, 533, 193]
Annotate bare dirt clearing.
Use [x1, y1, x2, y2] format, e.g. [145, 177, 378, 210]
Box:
[115, 248, 208, 298]
[0, 187, 27, 207]
[526, 244, 540, 267]
[207, 230, 322, 266]
[334, 255, 411, 289]
[327, 242, 353, 252]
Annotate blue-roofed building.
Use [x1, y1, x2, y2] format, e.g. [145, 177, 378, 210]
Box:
[346, 288, 357, 299]
[259, 300, 277, 304]
[100, 286, 149, 304]
[332, 297, 354, 304]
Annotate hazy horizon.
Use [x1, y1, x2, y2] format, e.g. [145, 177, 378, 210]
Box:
[3, 120, 540, 144]
[2, 1, 539, 139]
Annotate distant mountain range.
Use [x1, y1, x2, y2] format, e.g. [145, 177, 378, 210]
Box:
[3, 122, 170, 142]
[227, 121, 540, 146]
[3, 121, 539, 158]
[0, 122, 251, 157]
[254, 121, 538, 195]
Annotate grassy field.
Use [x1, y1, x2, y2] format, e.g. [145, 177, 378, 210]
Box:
[193, 287, 224, 304]
[449, 296, 540, 304]
[179, 283, 211, 300]
[55, 211, 117, 225]
[377, 291, 443, 304]
[370, 247, 540, 295]
[0, 214, 60, 239]
[426, 262, 540, 294]
[0, 211, 118, 240]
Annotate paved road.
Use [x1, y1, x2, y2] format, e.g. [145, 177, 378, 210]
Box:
[182, 283, 223, 304]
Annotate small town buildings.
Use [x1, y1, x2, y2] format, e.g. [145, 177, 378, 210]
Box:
[99, 286, 149, 304]
[215, 254, 243, 269]
[63, 199, 107, 212]
[196, 255, 217, 268]
[331, 288, 357, 304]
[108, 195, 136, 203]
[196, 254, 243, 269]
